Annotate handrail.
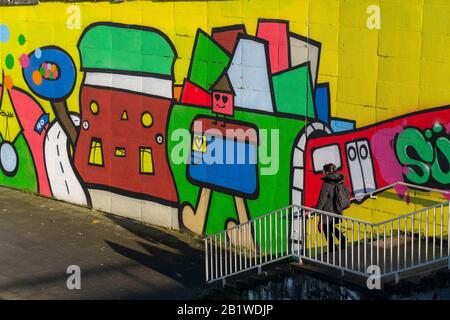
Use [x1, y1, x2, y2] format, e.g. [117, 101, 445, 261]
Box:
[207, 204, 295, 235]
[352, 181, 450, 201]
[210, 181, 450, 237]
[292, 205, 375, 226]
[205, 182, 450, 285]
[205, 200, 450, 239]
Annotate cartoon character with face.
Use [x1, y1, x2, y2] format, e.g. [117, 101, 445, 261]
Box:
[211, 72, 235, 126]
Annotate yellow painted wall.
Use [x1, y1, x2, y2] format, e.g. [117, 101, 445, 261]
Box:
[0, 1, 449, 237]
[2, 0, 450, 129]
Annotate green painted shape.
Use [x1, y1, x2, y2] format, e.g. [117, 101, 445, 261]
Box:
[78, 24, 176, 76]
[168, 105, 306, 240]
[0, 134, 37, 192]
[272, 65, 316, 118]
[18, 34, 26, 46]
[188, 31, 230, 90]
[5, 54, 14, 70]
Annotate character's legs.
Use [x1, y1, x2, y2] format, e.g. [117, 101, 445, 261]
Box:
[181, 188, 212, 235]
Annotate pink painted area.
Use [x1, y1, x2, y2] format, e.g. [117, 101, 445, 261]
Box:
[304, 106, 450, 208]
[256, 20, 290, 74]
[212, 91, 234, 116]
[372, 125, 407, 198]
[4, 86, 51, 197]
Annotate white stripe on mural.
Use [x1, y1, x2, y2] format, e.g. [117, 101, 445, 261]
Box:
[44, 121, 88, 206]
[84, 72, 173, 99]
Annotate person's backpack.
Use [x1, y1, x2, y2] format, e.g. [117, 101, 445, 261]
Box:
[333, 183, 351, 213]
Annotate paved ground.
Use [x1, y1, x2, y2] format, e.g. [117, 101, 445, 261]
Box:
[0, 187, 206, 300]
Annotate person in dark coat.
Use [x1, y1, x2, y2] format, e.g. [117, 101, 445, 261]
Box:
[316, 163, 347, 253]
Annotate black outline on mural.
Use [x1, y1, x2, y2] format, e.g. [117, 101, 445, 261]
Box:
[186, 28, 231, 91]
[185, 114, 260, 201]
[256, 18, 292, 72]
[289, 32, 322, 96]
[289, 121, 331, 208]
[271, 61, 317, 120]
[227, 32, 277, 115]
[2, 84, 47, 194]
[138, 146, 156, 176]
[179, 77, 213, 107]
[21, 45, 77, 101]
[208, 69, 236, 119]
[315, 82, 331, 123]
[211, 24, 247, 54]
[74, 22, 181, 211]
[87, 137, 104, 168]
[82, 84, 174, 103]
[89, 99, 100, 116]
[393, 124, 450, 190]
[344, 138, 378, 199]
[310, 142, 344, 174]
[0, 141, 19, 178]
[141, 111, 154, 129]
[331, 117, 357, 131]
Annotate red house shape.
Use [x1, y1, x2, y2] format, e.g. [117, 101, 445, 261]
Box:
[74, 23, 179, 222]
[211, 72, 235, 117]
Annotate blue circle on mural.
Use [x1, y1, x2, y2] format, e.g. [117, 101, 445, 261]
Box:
[23, 46, 76, 100]
[0, 24, 9, 43]
[0, 142, 18, 176]
[34, 48, 42, 59]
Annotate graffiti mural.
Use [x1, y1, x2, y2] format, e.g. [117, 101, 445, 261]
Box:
[0, 0, 449, 240]
[171, 19, 320, 238]
[73, 23, 179, 225]
[304, 106, 450, 212]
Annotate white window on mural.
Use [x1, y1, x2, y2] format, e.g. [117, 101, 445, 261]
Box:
[346, 139, 377, 199]
[312, 144, 342, 173]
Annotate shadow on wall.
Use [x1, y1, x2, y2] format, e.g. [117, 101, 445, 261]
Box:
[104, 213, 205, 289]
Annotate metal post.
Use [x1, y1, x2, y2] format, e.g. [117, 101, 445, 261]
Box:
[244, 224, 247, 269]
[275, 211, 278, 259]
[426, 210, 429, 262]
[205, 238, 209, 282]
[259, 218, 262, 266]
[433, 208, 436, 261]
[219, 233, 223, 278]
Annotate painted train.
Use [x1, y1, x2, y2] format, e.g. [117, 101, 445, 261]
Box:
[301, 106, 450, 208]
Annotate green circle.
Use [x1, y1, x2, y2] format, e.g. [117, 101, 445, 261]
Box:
[425, 129, 432, 139]
[5, 54, 14, 70]
[433, 123, 443, 134]
[18, 34, 26, 46]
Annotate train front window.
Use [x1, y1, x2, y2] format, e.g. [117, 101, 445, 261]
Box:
[312, 144, 342, 173]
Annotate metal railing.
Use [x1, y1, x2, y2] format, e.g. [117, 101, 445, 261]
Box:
[205, 205, 295, 285]
[297, 202, 450, 282]
[205, 185, 450, 285]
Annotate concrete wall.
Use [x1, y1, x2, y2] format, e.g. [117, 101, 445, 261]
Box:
[0, 0, 448, 239]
